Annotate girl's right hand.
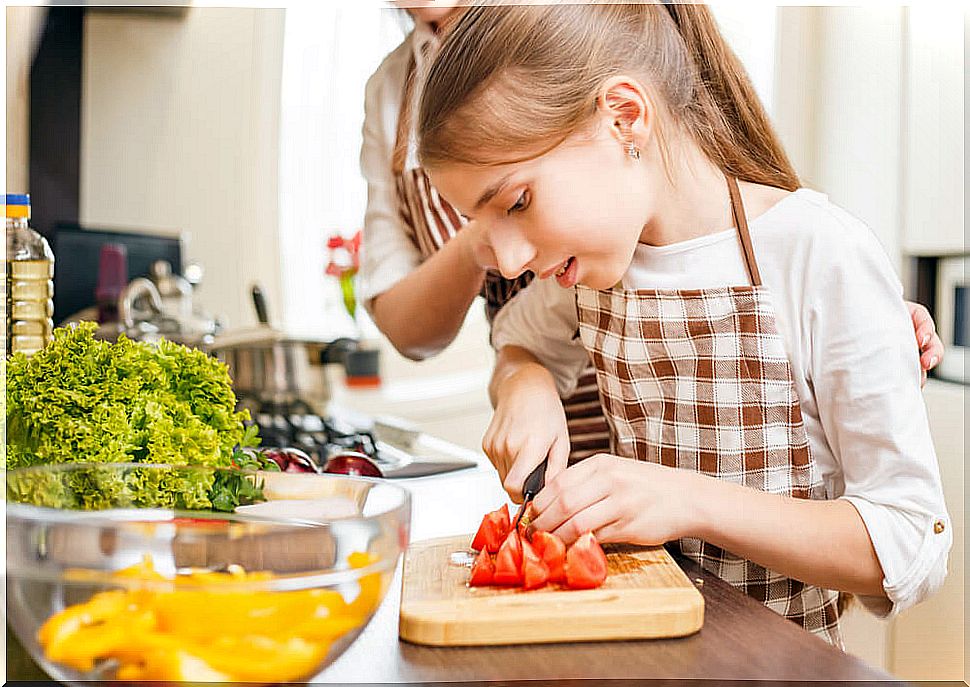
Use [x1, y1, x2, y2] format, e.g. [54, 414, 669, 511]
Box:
[482, 363, 570, 502]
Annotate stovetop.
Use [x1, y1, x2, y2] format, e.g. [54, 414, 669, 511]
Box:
[242, 398, 477, 478]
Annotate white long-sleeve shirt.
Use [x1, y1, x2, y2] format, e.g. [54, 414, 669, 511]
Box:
[492, 188, 951, 618]
[357, 23, 439, 310]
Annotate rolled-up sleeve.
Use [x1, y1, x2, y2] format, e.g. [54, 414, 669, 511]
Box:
[806, 216, 952, 618]
[491, 278, 591, 398]
[356, 49, 423, 312]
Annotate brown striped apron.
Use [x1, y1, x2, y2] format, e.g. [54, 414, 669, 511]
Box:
[574, 177, 842, 645]
[391, 52, 611, 461]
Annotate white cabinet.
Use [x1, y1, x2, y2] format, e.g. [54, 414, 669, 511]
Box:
[901, 6, 966, 256]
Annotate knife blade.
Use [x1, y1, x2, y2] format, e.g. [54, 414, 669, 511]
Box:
[513, 457, 548, 532]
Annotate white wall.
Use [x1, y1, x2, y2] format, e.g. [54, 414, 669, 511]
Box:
[810, 6, 906, 269]
[5, 6, 47, 193]
[80, 8, 286, 330]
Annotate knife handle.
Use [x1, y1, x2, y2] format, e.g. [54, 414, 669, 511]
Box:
[522, 457, 548, 502]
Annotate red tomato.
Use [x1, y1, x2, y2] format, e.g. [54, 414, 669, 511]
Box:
[520, 538, 550, 590]
[530, 530, 567, 583]
[468, 548, 495, 587]
[564, 532, 608, 590]
[492, 530, 524, 585]
[470, 504, 511, 554]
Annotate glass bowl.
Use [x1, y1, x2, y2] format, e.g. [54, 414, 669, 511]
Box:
[5, 462, 411, 684]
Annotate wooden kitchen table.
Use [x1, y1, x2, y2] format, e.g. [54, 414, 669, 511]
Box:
[318, 450, 899, 684]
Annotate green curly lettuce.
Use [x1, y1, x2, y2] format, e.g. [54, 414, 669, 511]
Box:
[5, 323, 262, 510]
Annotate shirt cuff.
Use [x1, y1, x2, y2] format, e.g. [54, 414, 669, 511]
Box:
[841, 495, 952, 618]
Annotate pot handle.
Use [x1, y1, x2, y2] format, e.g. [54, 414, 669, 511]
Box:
[320, 337, 359, 365]
[251, 283, 270, 325]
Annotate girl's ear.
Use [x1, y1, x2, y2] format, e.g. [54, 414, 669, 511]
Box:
[596, 76, 655, 155]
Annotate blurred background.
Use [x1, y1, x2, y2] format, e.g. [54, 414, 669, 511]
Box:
[5, 2, 965, 680]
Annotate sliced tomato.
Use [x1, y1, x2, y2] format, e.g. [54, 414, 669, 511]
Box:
[470, 504, 511, 554]
[564, 531, 608, 590]
[492, 530, 524, 586]
[520, 538, 550, 590]
[468, 549, 495, 587]
[530, 530, 566, 583]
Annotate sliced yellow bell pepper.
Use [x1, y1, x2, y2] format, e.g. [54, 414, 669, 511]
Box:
[37, 552, 379, 682]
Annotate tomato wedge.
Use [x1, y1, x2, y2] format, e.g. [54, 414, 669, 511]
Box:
[468, 549, 495, 587]
[520, 538, 550, 590]
[530, 531, 566, 584]
[470, 504, 511, 554]
[492, 530, 524, 585]
[564, 532, 608, 590]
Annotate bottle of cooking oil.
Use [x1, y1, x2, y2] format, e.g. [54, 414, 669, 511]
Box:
[5, 194, 54, 356]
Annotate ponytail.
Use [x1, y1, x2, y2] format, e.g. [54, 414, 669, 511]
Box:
[665, 3, 800, 190]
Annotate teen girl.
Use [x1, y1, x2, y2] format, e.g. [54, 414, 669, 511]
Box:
[359, 3, 942, 471]
[415, 2, 951, 645]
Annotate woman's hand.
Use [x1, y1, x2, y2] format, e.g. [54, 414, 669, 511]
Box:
[458, 219, 499, 271]
[529, 454, 699, 545]
[483, 360, 569, 502]
[906, 301, 944, 386]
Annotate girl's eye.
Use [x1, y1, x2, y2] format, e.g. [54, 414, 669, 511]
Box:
[507, 190, 530, 215]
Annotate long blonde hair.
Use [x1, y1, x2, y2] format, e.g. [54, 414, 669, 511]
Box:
[417, 2, 799, 191]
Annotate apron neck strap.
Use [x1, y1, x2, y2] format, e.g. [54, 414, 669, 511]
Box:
[391, 54, 418, 176]
[727, 176, 762, 287]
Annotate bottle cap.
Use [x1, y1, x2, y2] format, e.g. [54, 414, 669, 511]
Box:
[5, 193, 30, 219]
[95, 243, 129, 303]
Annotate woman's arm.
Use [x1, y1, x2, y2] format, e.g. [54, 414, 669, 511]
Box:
[357, 52, 487, 360]
[370, 223, 486, 360]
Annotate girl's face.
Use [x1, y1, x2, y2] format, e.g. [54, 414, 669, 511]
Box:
[428, 120, 654, 290]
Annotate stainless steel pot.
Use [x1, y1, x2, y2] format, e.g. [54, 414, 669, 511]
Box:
[205, 285, 357, 415]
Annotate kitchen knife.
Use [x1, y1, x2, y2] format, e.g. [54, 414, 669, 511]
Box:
[513, 457, 548, 531]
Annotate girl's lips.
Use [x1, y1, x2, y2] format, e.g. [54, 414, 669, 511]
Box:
[555, 257, 578, 288]
[540, 258, 571, 280]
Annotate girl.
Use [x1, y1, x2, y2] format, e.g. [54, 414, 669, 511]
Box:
[416, 3, 951, 645]
[359, 3, 943, 476]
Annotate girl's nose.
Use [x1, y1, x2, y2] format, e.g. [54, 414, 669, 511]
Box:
[488, 230, 536, 279]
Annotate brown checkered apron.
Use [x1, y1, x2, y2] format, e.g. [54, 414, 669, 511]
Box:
[391, 53, 611, 461]
[574, 177, 842, 645]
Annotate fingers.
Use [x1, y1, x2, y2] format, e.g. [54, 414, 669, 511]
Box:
[549, 496, 624, 545]
[906, 301, 944, 384]
[531, 455, 613, 533]
[481, 419, 515, 485]
[544, 427, 571, 484]
[920, 333, 944, 371]
[504, 437, 551, 502]
[908, 302, 938, 353]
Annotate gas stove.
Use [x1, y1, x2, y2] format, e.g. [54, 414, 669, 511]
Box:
[241, 398, 477, 479]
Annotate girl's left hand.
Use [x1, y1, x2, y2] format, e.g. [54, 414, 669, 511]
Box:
[906, 301, 944, 386]
[529, 453, 698, 546]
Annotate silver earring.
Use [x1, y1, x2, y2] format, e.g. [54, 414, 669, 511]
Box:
[627, 144, 640, 160]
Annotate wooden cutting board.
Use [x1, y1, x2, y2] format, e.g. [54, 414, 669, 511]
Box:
[399, 534, 704, 646]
